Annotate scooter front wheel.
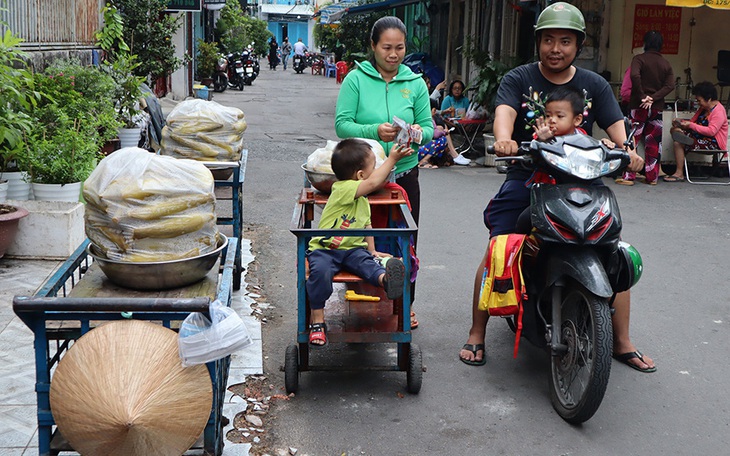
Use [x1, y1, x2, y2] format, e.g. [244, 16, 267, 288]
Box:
[549, 282, 612, 424]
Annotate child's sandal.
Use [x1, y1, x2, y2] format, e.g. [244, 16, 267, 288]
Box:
[309, 322, 327, 347]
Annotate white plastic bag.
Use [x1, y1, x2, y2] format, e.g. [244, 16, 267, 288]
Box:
[306, 138, 388, 173]
[178, 299, 253, 367]
[466, 102, 488, 120]
[83, 148, 218, 262]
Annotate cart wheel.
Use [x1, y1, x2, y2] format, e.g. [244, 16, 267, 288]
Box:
[285, 344, 299, 394]
[406, 343, 422, 394]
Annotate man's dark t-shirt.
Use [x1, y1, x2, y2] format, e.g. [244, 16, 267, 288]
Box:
[495, 62, 623, 181]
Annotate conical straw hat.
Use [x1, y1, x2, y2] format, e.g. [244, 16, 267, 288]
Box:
[50, 320, 213, 456]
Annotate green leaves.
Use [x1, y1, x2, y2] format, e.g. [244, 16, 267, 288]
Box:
[95, 4, 130, 58]
[0, 29, 41, 171]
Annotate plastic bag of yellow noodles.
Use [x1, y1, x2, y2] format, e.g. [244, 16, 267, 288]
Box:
[161, 99, 247, 162]
[83, 147, 219, 262]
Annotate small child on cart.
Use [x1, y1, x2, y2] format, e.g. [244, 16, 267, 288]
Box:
[306, 138, 412, 347]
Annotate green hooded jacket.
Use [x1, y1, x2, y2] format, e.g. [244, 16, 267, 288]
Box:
[335, 61, 434, 174]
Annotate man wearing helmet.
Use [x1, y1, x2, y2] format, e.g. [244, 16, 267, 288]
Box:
[459, 2, 655, 373]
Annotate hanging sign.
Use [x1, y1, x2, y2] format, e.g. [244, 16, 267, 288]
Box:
[667, 0, 730, 9]
[633, 4, 682, 54]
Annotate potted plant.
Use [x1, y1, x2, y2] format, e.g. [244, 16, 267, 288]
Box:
[196, 39, 220, 87]
[95, 6, 145, 147]
[106, 54, 146, 148]
[0, 27, 40, 200]
[27, 61, 116, 201]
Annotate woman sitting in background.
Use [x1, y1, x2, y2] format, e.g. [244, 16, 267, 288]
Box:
[418, 99, 470, 168]
[440, 80, 470, 119]
[665, 81, 728, 182]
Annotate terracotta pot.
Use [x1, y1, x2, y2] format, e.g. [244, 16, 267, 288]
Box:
[0, 204, 29, 258]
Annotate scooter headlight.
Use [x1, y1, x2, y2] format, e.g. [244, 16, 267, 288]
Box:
[541, 144, 619, 180]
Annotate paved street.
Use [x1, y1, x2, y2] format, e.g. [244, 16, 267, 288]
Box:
[2, 63, 729, 456]
[223, 65, 730, 455]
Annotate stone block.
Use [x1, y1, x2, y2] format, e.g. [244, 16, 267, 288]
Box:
[3, 200, 85, 260]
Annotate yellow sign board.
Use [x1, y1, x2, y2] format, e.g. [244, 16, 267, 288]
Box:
[667, 0, 730, 8]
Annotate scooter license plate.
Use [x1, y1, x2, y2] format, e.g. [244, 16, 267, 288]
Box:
[236, 67, 244, 73]
[245, 67, 253, 74]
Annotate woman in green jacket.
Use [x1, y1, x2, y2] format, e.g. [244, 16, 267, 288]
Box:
[335, 16, 433, 229]
[335, 16, 433, 329]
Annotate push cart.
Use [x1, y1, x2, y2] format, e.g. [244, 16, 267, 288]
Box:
[286, 186, 423, 394]
[205, 149, 248, 290]
[13, 236, 238, 456]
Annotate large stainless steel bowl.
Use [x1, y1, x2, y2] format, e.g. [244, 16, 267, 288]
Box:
[87, 234, 228, 290]
[302, 164, 395, 194]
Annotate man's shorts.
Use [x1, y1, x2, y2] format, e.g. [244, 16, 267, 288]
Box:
[483, 179, 530, 237]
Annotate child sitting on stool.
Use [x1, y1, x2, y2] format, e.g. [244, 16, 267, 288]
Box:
[306, 138, 411, 346]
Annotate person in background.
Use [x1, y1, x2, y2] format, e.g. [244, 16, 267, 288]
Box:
[293, 37, 308, 56]
[268, 37, 279, 70]
[665, 81, 728, 182]
[335, 16, 433, 330]
[616, 30, 674, 186]
[281, 37, 292, 71]
[306, 139, 410, 346]
[418, 99, 471, 168]
[619, 66, 631, 116]
[458, 2, 654, 374]
[440, 80, 470, 119]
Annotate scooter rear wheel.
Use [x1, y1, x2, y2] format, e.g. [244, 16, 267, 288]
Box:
[548, 282, 612, 424]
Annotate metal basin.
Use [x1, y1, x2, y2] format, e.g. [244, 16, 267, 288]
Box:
[302, 164, 395, 194]
[87, 234, 228, 290]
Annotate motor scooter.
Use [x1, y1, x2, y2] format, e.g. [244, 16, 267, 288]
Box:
[213, 54, 228, 93]
[292, 54, 306, 74]
[226, 53, 245, 91]
[489, 122, 643, 424]
[241, 47, 258, 85]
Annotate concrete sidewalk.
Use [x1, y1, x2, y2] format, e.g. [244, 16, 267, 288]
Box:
[0, 239, 263, 455]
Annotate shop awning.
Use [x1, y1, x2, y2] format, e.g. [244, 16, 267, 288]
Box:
[666, 0, 730, 9]
[314, 0, 359, 24]
[344, 0, 422, 16]
[315, 0, 422, 23]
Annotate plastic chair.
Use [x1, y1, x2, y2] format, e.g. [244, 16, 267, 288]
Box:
[336, 61, 348, 83]
[324, 60, 337, 78]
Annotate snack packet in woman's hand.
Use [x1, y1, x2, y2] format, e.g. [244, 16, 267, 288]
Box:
[393, 116, 423, 147]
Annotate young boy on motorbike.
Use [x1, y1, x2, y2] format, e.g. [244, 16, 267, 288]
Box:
[459, 2, 655, 373]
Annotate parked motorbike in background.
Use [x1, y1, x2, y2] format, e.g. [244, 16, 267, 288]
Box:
[241, 47, 258, 85]
[226, 53, 245, 91]
[213, 54, 228, 93]
[292, 54, 306, 74]
[488, 122, 642, 423]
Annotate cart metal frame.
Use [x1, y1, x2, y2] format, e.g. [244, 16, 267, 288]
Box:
[206, 149, 247, 290]
[13, 236, 238, 456]
[287, 188, 423, 394]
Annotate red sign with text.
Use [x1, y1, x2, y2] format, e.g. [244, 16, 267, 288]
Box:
[633, 4, 682, 54]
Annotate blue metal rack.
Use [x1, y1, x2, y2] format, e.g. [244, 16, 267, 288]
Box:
[13, 237, 238, 456]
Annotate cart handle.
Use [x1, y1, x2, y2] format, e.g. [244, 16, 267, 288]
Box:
[12, 296, 211, 313]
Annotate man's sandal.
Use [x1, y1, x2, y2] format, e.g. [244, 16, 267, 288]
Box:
[309, 322, 327, 347]
[459, 343, 486, 366]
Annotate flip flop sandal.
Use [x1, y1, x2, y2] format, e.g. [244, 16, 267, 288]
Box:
[308, 322, 328, 348]
[662, 175, 685, 182]
[460, 343, 486, 366]
[410, 311, 419, 330]
[613, 350, 656, 373]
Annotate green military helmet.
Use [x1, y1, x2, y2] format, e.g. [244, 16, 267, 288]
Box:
[534, 2, 586, 46]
